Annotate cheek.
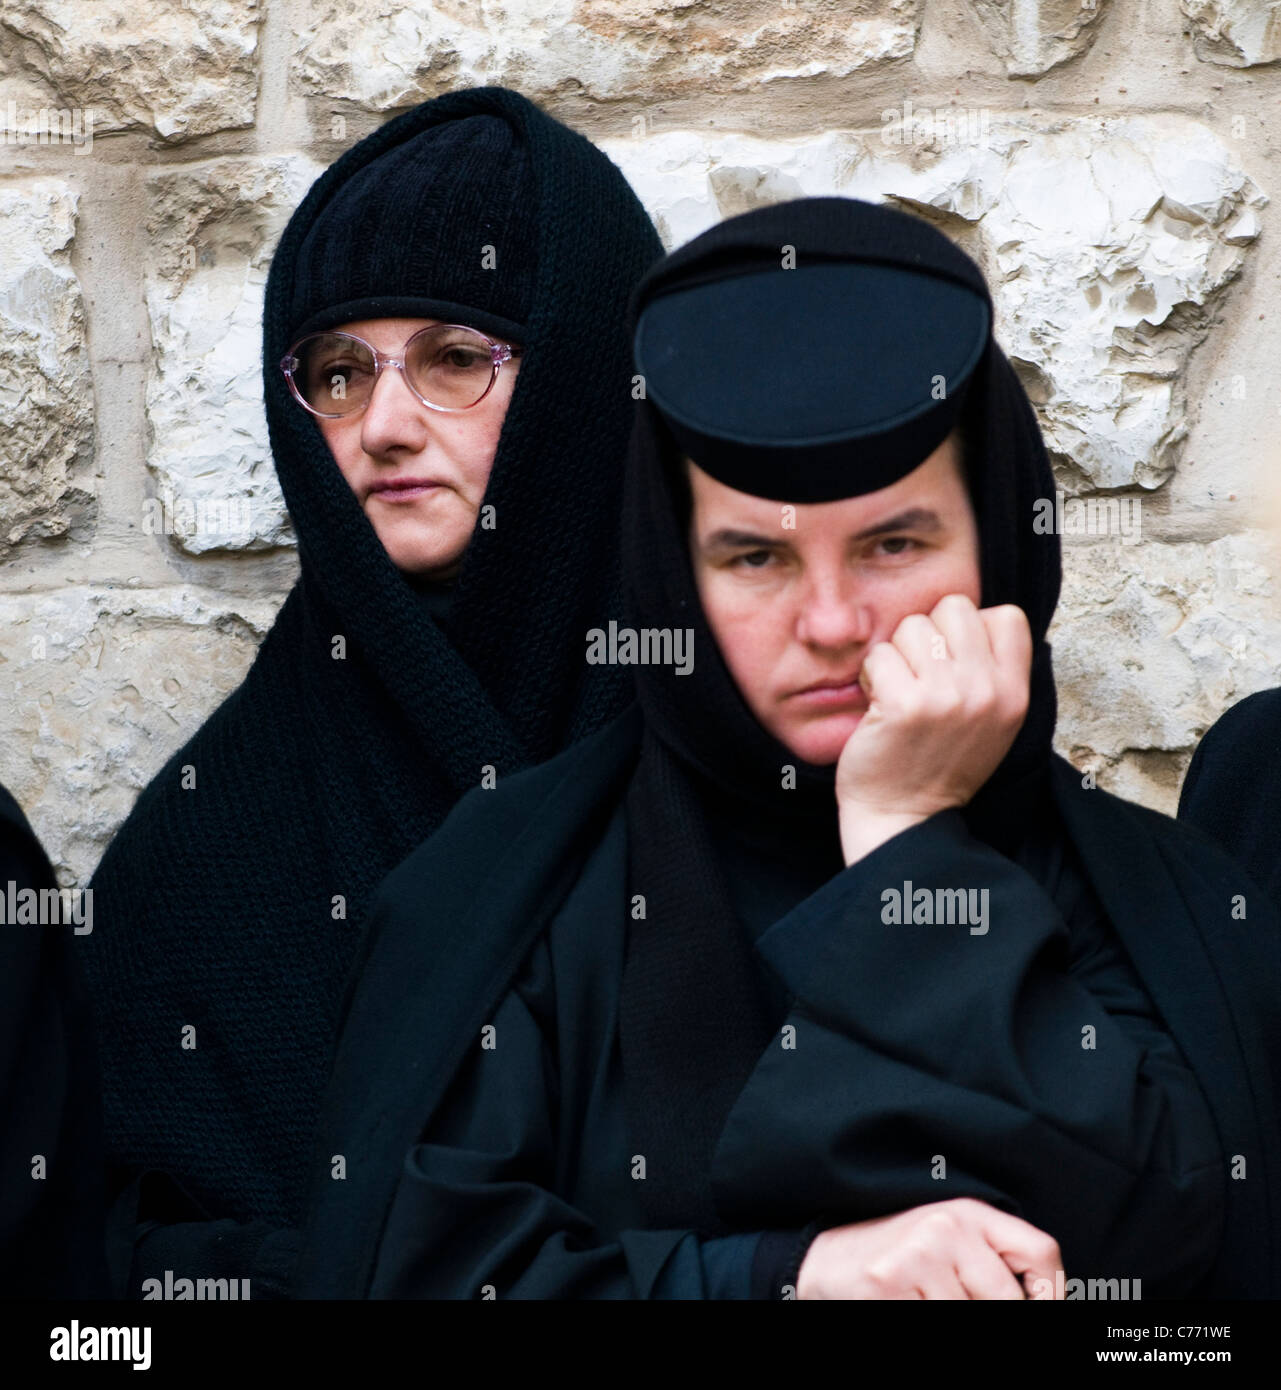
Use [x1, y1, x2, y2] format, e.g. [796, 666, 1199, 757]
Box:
[449, 406, 508, 498]
[870, 549, 982, 634]
[697, 571, 789, 710]
[318, 421, 362, 485]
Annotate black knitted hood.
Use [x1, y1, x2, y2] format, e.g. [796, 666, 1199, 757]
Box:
[263, 86, 665, 780]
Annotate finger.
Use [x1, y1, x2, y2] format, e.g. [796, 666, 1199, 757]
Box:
[956, 1242, 1027, 1301]
[980, 604, 1033, 683]
[858, 638, 918, 709]
[930, 593, 993, 668]
[916, 1262, 972, 1301]
[889, 612, 950, 679]
[974, 1204, 1062, 1296]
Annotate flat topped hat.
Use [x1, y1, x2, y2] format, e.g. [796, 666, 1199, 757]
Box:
[631, 197, 991, 503]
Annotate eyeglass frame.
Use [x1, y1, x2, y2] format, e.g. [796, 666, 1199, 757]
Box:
[279, 322, 523, 419]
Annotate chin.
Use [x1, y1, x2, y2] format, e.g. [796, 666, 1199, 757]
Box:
[779, 710, 865, 766]
[368, 494, 473, 572]
[379, 529, 468, 577]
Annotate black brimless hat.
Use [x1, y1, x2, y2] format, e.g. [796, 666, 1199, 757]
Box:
[631, 197, 990, 502]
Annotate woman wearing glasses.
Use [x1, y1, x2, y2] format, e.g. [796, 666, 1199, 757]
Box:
[80, 86, 661, 1297]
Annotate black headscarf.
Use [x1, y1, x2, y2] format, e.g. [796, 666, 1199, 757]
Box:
[618, 197, 1061, 1231]
[82, 86, 662, 1230]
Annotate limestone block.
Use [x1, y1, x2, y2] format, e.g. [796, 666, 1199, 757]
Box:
[143, 155, 324, 554]
[1052, 530, 1281, 811]
[0, 585, 285, 886]
[292, 0, 920, 110]
[0, 0, 261, 141]
[0, 177, 93, 550]
[601, 113, 1266, 491]
[969, 0, 1110, 77]
[1183, 0, 1281, 68]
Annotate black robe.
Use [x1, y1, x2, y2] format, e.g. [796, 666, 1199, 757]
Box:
[1179, 687, 1281, 903]
[294, 708, 1281, 1299]
[0, 785, 109, 1298]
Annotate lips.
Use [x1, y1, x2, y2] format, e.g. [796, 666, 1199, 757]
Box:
[797, 674, 863, 694]
[367, 477, 441, 500]
[789, 674, 868, 707]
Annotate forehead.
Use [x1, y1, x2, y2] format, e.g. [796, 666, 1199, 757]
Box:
[686, 437, 969, 532]
[325, 316, 450, 341]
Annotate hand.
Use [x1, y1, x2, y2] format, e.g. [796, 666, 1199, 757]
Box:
[795, 1197, 1063, 1300]
[835, 594, 1032, 865]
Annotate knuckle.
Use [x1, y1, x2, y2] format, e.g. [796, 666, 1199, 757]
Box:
[922, 1208, 959, 1237]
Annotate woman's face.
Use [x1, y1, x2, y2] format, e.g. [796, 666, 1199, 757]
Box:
[314, 317, 520, 578]
[688, 431, 983, 766]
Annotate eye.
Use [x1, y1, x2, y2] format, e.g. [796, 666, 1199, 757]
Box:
[439, 346, 489, 370]
[316, 356, 370, 383]
[875, 536, 920, 557]
[729, 549, 775, 570]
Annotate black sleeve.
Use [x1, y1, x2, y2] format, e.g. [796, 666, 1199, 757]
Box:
[711, 809, 1225, 1297]
[110, 1169, 298, 1301]
[366, 939, 777, 1300]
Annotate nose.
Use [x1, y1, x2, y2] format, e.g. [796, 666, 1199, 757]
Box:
[358, 362, 432, 459]
[794, 567, 874, 651]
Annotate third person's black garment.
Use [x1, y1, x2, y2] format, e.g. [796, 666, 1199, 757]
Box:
[1179, 687, 1281, 903]
[0, 785, 109, 1298]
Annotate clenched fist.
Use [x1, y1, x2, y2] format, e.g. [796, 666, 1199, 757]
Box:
[797, 1197, 1063, 1300]
[835, 594, 1032, 865]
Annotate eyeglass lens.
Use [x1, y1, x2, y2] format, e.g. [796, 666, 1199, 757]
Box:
[292, 326, 500, 414]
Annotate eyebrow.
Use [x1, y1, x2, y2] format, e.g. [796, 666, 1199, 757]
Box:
[700, 507, 944, 551]
[850, 507, 944, 540]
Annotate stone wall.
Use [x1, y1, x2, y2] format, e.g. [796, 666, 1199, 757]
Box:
[2, 0, 1280, 887]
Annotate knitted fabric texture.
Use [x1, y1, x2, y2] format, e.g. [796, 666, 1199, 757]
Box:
[287, 112, 536, 341]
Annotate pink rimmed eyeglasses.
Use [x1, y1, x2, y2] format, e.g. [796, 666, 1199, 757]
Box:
[280, 323, 522, 419]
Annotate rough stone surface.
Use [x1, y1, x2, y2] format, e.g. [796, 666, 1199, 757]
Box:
[970, 0, 1110, 77]
[0, 1, 262, 141]
[1052, 530, 1281, 812]
[292, 0, 921, 110]
[0, 586, 283, 887]
[1183, 0, 1281, 68]
[144, 156, 323, 555]
[0, 178, 93, 550]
